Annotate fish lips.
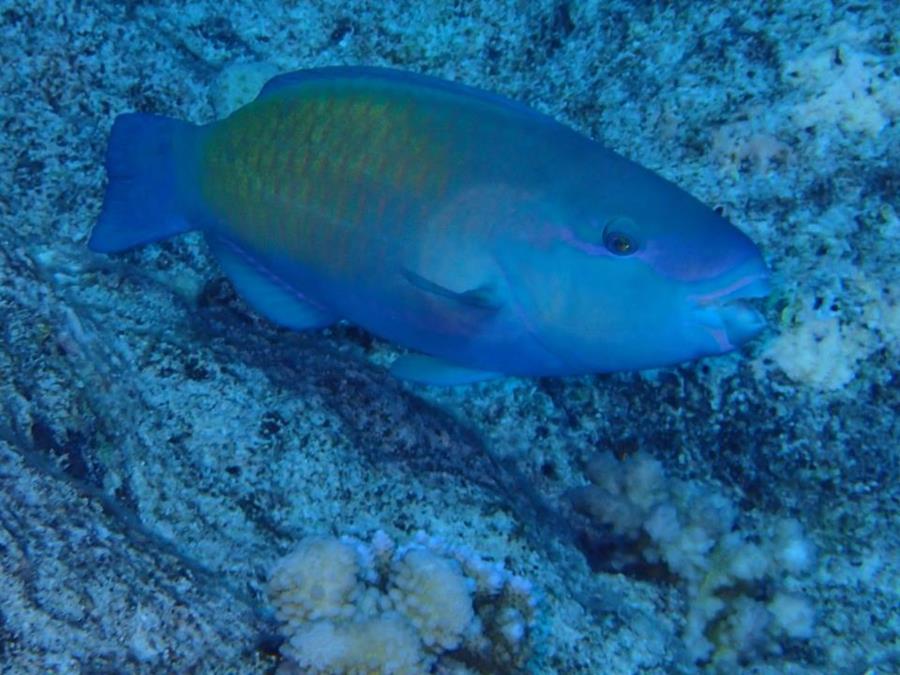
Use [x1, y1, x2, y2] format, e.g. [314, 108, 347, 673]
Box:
[689, 266, 771, 352]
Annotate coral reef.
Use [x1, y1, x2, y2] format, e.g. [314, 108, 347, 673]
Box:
[570, 451, 815, 666]
[211, 61, 281, 117]
[267, 531, 537, 673]
[783, 22, 899, 138]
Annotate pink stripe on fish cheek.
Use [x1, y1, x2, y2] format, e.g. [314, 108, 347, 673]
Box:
[687, 273, 759, 306]
[557, 227, 606, 255]
[558, 225, 646, 259]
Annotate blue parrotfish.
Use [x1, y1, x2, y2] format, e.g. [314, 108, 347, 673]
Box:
[89, 66, 770, 385]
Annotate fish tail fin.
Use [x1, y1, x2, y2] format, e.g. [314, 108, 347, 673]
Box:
[89, 113, 199, 252]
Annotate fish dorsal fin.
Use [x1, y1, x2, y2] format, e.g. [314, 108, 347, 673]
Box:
[401, 268, 503, 311]
[207, 235, 335, 331]
[256, 67, 553, 126]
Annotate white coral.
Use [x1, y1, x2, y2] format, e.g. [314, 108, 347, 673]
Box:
[284, 615, 426, 675]
[266, 532, 535, 673]
[783, 29, 898, 137]
[267, 537, 361, 624]
[573, 451, 816, 665]
[389, 548, 476, 650]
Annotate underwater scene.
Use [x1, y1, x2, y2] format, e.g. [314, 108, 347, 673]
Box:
[0, 0, 897, 673]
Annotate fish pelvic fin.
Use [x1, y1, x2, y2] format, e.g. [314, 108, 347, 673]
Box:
[89, 113, 198, 252]
[390, 354, 503, 386]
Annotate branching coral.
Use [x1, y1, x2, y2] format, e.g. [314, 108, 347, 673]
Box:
[267, 530, 538, 674]
[570, 452, 815, 667]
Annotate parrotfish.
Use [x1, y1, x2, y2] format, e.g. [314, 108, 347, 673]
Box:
[89, 66, 769, 385]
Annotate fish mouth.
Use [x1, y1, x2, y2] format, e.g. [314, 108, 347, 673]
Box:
[690, 267, 771, 351]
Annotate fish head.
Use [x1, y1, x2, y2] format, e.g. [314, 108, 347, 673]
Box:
[497, 187, 771, 374]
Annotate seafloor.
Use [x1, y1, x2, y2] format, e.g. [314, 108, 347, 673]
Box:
[0, 0, 897, 673]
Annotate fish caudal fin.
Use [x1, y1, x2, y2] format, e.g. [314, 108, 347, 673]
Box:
[89, 113, 197, 252]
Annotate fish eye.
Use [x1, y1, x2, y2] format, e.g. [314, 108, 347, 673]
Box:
[603, 218, 638, 256]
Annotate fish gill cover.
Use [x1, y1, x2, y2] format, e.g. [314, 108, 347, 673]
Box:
[0, 1, 897, 674]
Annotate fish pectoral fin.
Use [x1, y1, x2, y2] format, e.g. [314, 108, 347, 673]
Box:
[207, 235, 335, 331]
[390, 354, 503, 385]
[401, 268, 503, 311]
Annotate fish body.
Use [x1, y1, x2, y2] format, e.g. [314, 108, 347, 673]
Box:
[90, 67, 769, 384]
